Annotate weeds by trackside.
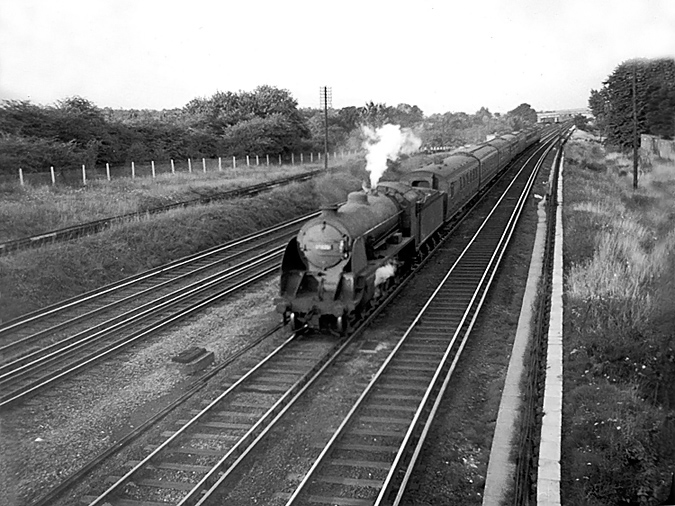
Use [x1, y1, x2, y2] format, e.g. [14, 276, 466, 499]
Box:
[562, 130, 675, 505]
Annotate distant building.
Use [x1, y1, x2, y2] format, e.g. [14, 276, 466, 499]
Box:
[537, 108, 593, 123]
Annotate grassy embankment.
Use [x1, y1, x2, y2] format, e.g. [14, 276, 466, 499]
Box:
[0, 162, 369, 324]
[562, 131, 675, 505]
[0, 162, 325, 243]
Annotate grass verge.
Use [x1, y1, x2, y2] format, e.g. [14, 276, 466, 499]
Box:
[562, 131, 675, 505]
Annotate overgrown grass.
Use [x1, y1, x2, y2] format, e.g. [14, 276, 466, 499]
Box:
[562, 132, 675, 505]
[0, 168, 365, 323]
[0, 161, 331, 242]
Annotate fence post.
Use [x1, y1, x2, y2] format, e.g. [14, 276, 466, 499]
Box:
[50, 166, 56, 185]
[171, 159, 175, 174]
[291, 153, 295, 165]
[318, 153, 321, 162]
[188, 159, 192, 173]
[300, 153, 304, 164]
[82, 164, 87, 185]
[106, 162, 111, 181]
[341, 150, 344, 158]
[151, 161, 156, 178]
[311, 152, 314, 163]
[19, 168, 24, 185]
[256, 155, 259, 166]
[202, 158, 206, 173]
[246, 155, 250, 166]
[279, 154, 282, 165]
[218, 157, 222, 171]
[266, 154, 270, 166]
[232, 156, 236, 169]
[131, 161, 135, 179]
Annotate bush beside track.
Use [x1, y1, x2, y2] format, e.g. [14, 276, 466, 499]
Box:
[0, 169, 364, 324]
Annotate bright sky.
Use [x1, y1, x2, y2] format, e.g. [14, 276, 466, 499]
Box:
[1, 0, 674, 116]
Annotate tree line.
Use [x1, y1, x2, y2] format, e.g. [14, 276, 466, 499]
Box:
[0, 84, 538, 175]
[589, 57, 675, 147]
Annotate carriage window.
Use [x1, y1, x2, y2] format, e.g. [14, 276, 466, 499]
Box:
[450, 182, 455, 197]
[412, 180, 430, 188]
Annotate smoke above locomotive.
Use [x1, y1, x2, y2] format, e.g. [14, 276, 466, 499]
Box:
[362, 124, 422, 188]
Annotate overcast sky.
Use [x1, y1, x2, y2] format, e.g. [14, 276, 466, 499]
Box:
[1, 0, 674, 116]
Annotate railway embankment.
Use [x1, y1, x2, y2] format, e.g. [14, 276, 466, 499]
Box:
[560, 131, 675, 505]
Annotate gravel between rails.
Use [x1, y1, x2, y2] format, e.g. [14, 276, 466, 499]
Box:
[0, 278, 282, 506]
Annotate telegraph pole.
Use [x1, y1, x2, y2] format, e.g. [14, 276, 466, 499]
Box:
[320, 86, 332, 170]
[632, 62, 639, 189]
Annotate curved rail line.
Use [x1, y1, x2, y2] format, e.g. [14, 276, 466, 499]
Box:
[0, 168, 324, 256]
[75, 131, 566, 506]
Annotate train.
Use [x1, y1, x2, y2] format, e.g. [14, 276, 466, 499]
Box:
[274, 126, 543, 334]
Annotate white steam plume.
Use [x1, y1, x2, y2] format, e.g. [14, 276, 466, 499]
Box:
[374, 261, 397, 287]
[362, 124, 422, 188]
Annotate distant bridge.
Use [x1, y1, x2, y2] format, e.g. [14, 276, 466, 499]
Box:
[537, 108, 592, 123]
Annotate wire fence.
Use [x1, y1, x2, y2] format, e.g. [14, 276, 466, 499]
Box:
[1, 150, 360, 187]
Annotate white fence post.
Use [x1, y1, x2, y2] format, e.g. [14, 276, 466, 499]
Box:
[278, 154, 282, 165]
[318, 153, 321, 162]
[300, 153, 304, 164]
[232, 156, 236, 169]
[202, 158, 206, 173]
[291, 153, 295, 165]
[256, 155, 259, 166]
[246, 155, 250, 166]
[218, 157, 222, 171]
[50, 166, 56, 185]
[266, 154, 270, 166]
[151, 161, 156, 178]
[171, 159, 175, 174]
[310, 153, 314, 163]
[82, 164, 87, 185]
[188, 158, 192, 173]
[106, 162, 111, 181]
[131, 161, 136, 179]
[19, 168, 24, 185]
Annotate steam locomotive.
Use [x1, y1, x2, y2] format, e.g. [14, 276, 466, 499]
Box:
[275, 126, 542, 333]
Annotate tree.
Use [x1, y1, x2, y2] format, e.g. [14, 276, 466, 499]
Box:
[506, 103, 538, 124]
[589, 58, 675, 146]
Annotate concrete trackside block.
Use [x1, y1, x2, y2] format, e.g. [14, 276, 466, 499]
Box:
[172, 346, 215, 375]
[537, 155, 565, 506]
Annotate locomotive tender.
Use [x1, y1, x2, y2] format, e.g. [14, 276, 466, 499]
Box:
[275, 126, 542, 333]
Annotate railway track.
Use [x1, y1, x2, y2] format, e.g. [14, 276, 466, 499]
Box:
[0, 168, 324, 256]
[0, 212, 324, 407]
[69, 132, 565, 506]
